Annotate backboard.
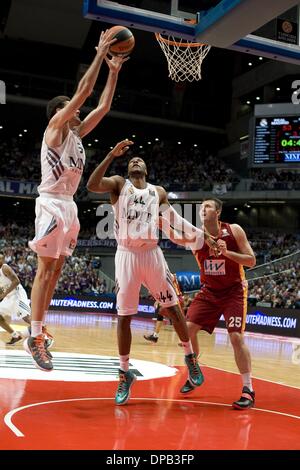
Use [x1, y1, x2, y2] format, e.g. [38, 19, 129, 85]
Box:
[83, 0, 300, 64]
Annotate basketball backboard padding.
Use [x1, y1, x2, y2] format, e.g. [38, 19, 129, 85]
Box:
[195, 0, 300, 47]
[232, 34, 300, 65]
[83, 0, 300, 65]
[83, 0, 195, 39]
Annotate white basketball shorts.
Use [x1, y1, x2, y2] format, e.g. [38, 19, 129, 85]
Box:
[115, 245, 178, 316]
[29, 193, 80, 259]
[0, 285, 31, 320]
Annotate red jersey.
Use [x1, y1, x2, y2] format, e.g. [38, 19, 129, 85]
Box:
[194, 222, 246, 291]
[173, 274, 184, 306]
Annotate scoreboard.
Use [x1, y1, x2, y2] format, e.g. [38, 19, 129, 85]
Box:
[252, 116, 300, 167]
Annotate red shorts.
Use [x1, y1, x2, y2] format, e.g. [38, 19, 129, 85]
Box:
[186, 283, 248, 334]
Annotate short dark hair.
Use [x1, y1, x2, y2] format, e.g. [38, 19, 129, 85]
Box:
[46, 95, 70, 120]
[128, 156, 146, 164]
[202, 197, 223, 212]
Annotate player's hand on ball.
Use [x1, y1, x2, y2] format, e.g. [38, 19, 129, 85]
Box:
[110, 139, 134, 158]
[105, 55, 129, 73]
[95, 30, 117, 56]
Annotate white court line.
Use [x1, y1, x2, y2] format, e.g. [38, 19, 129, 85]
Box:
[4, 396, 300, 438]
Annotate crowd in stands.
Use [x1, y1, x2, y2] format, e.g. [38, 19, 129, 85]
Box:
[107, 141, 240, 193]
[0, 138, 40, 182]
[0, 136, 239, 194]
[3, 134, 300, 193]
[0, 224, 108, 296]
[248, 231, 300, 263]
[248, 260, 300, 309]
[250, 169, 300, 191]
[4, 134, 300, 193]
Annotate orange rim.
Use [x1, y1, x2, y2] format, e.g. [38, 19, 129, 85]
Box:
[155, 32, 208, 48]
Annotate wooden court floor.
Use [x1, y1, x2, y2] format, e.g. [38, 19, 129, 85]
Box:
[0, 311, 299, 450]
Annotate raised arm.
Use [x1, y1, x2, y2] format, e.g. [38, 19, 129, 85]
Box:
[159, 216, 195, 247]
[48, 30, 115, 130]
[87, 139, 133, 194]
[78, 56, 128, 138]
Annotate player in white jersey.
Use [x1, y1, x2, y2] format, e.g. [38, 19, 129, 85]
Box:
[87, 140, 206, 405]
[25, 31, 128, 372]
[0, 253, 31, 344]
[0, 253, 54, 348]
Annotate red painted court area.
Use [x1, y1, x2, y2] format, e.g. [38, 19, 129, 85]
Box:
[0, 365, 299, 450]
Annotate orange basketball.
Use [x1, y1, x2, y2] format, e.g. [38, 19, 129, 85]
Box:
[108, 25, 135, 57]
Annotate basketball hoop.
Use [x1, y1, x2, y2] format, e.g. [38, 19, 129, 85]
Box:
[155, 33, 211, 82]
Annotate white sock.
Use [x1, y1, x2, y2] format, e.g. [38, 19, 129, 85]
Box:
[153, 332, 159, 338]
[182, 340, 193, 356]
[12, 331, 19, 338]
[31, 321, 43, 337]
[242, 372, 253, 391]
[120, 354, 129, 372]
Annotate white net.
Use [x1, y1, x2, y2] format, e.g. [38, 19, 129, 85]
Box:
[155, 33, 211, 82]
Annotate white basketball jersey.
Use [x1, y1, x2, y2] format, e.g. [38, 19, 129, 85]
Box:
[0, 265, 16, 297]
[38, 129, 86, 197]
[0, 266, 11, 292]
[113, 179, 159, 249]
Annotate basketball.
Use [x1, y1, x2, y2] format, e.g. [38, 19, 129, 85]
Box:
[108, 25, 135, 57]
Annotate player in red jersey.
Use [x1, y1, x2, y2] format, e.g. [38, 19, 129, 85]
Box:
[160, 197, 256, 409]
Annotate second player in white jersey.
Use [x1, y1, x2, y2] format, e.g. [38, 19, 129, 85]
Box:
[0, 260, 31, 319]
[87, 139, 205, 405]
[113, 179, 159, 249]
[0, 253, 31, 345]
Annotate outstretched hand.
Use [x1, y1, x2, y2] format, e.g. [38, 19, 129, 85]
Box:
[110, 139, 134, 158]
[95, 30, 117, 57]
[105, 55, 129, 73]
